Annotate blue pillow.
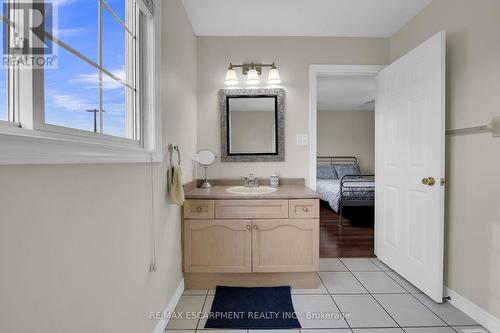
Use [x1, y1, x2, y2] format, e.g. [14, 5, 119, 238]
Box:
[334, 164, 361, 179]
[317, 165, 338, 179]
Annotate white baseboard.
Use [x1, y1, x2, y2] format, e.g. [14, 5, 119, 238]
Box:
[153, 278, 185, 333]
[445, 287, 500, 333]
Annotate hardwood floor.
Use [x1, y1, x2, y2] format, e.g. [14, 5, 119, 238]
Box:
[320, 201, 375, 258]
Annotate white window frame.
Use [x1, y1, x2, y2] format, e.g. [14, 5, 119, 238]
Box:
[0, 0, 162, 164]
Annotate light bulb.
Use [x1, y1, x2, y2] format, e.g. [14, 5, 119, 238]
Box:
[267, 67, 281, 84]
[246, 68, 260, 85]
[225, 68, 238, 85]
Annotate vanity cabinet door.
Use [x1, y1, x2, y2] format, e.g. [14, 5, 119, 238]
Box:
[184, 220, 252, 273]
[252, 219, 319, 272]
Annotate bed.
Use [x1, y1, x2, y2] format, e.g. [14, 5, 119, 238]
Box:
[316, 156, 375, 226]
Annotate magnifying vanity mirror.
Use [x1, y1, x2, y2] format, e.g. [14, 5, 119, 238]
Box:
[219, 88, 285, 162]
[197, 149, 216, 188]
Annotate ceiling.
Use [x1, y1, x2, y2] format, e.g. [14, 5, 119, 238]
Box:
[181, 0, 432, 37]
[317, 75, 376, 112]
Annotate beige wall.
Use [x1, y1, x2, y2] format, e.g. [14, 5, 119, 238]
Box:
[391, 0, 500, 318]
[197, 37, 389, 181]
[0, 1, 198, 333]
[317, 111, 375, 173]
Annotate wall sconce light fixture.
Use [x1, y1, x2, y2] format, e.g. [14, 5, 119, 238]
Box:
[225, 62, 281, 86]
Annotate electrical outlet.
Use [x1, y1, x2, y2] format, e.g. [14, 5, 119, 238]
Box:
[296, 134, 309, 146]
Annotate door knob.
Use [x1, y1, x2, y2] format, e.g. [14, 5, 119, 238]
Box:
[422, 177, 436, 186]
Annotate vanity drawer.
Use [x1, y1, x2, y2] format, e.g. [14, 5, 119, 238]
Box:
[289, 199, 319, 219]
[184, 200, 215, 219]
[215, 200, 289, 219]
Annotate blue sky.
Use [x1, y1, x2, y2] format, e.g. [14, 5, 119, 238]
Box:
[1, 0, 131, 138]
[0, 20, 5, 122]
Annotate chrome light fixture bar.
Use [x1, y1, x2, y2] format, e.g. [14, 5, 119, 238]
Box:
[225, 62, 281, 86]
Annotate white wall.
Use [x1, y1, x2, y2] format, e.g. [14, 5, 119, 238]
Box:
[391, 0, 500, 319]
[0, 1, 198, 332]
[317, 111, 375, 173]
[196, 37, 389, 182]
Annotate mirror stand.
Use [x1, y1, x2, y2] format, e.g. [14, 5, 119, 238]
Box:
[200, 166, 212, 188]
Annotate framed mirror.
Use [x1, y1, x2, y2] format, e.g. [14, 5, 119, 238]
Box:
[219, 88, 285, 162]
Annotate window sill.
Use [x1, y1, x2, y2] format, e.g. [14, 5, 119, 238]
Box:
[0, 126, 162, 165]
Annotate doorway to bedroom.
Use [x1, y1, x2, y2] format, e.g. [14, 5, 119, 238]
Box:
[309, 66, 383, 258]
[309, 33, 446, 302]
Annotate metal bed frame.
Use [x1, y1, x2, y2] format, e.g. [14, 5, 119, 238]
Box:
[317, 156, 375, 227]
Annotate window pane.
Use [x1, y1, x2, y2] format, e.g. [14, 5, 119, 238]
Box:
[55, 0, 98, 63]
[102, 76, 129, 138]
[0, 20, 7, 121]
[102, 6, 127, 82]
[0, 68, 6, 122]
[103, 0, 126, 23]
[45, 44, 100, 133]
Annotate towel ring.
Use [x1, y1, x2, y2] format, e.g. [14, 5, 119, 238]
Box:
[168, 144, 181, 166]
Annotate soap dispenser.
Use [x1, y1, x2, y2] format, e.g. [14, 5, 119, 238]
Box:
[270, 172, 280, 187]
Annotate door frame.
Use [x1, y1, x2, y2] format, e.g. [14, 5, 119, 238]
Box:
[308, 65, 386, 190]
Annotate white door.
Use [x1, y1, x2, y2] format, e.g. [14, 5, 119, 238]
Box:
[375, 32, 446, 303]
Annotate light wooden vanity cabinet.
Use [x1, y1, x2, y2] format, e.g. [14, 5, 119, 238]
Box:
[183, 199, 319, 276]
[184, 219, 252, 273]
[252, 218, 319, 272]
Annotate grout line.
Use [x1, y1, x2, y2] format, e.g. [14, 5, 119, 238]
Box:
[343, 260, 404, 331]
[338, 258, 383, 273]
[381, 269, 420, 294]
[297, 292, 430, 296]
[317, 272, 353, 332]
[407, 292, 458, 328]
[195, 291, 210, 331]
[369, 257, 393, 272]
[351, 260, 466, 331]
[378, 269, 461, 329]
[320, 270, 381, 272]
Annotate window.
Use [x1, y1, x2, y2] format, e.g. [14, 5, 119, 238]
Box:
[45, 0, 138, 140]
[0, 0, 160, 164]
[0, 7, 11, 123]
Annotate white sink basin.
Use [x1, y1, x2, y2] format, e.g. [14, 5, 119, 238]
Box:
[226, 186, 278, 195]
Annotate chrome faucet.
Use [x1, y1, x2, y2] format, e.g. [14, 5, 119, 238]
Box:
[241, 173, 259, 187]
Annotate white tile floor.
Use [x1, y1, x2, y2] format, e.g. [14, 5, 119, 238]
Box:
[165, 258, 489, 333]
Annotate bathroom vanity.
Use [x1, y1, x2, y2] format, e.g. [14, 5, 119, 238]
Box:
[182, 180, 320, 289]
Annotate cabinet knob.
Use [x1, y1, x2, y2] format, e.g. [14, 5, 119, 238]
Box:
[196, 207, 203, 212]
[253, 225, 258, 230]
[246, 225, 251, 230]
[302, 207, 310, 212]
